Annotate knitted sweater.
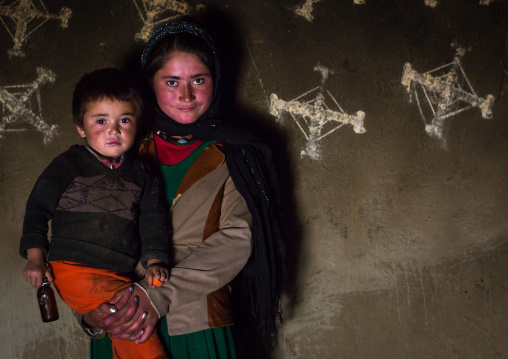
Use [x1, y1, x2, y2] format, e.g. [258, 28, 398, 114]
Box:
[19, 145, 171, 273]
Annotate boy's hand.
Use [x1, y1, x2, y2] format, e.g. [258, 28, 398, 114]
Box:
[24, 248, 53, 288]
[23, 259, 53, 288]
[145, 260, 169, 288]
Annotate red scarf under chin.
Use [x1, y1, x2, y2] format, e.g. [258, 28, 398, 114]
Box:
[153, 134, 203, 166]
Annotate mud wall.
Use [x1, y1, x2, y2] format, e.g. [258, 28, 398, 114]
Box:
[1, 1, 507, 358]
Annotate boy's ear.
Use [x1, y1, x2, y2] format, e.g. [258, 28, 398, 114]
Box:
[76, 125, 86, 138]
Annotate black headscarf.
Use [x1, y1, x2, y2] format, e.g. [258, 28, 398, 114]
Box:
[142, 22, 285, 345]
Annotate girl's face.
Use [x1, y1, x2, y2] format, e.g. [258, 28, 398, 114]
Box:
[153, 51, 214, 124]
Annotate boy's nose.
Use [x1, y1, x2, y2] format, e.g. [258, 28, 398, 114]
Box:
[108, 123, 120, 134]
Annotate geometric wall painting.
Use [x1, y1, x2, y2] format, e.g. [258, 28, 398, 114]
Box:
[132, 0, 202, 41]
[295, 0, 365, 22]
[0, 67, 58, 144]
[0, 0, 71, 57]
[270, 64, 366, 160]
[401, 44, 495, 148]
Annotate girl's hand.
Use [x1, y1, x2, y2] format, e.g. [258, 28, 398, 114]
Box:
[102, 285, 159, 344]
[82, 286, 133, 329]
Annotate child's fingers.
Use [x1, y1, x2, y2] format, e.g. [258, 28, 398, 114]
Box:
[45, 268, 55, 284]
[29, 274, 42, 288]
[23, 271, 31, 284]
[156, 270, 168, 282]
[24, 271, 41, 288]
[23, 273, 36, 288]
[34, 273, 44, 288]
[146, 271, 153, 288]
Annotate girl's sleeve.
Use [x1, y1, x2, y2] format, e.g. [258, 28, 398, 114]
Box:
[140, 175, 252, 317]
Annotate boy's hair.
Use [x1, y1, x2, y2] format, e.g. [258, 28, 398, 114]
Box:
[72, 68, 144, 128]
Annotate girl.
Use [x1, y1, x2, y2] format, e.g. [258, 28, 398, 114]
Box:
[84, 21, 285, 358]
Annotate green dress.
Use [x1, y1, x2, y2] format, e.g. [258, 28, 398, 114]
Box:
[90, 141, 238, 359]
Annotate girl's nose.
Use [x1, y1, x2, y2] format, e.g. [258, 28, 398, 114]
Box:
[179, 83, 195, 102]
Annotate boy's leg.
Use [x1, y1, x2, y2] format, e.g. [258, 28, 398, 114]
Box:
[51, 261, 167, 359]
[51, 261, 131, 313]
[112, 334, 167, 359]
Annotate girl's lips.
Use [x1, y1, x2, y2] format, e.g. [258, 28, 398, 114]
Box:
[178, 106, 197, 112]
[107, 141, 121, 146]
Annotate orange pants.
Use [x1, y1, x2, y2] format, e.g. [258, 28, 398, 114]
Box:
[51, 261, 167, 359]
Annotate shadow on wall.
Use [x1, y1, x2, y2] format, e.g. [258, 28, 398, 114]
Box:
[119, 5, 305, 358]
[202, 6, 305, 358]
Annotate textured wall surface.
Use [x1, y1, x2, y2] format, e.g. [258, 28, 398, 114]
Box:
[1, 1, 507, 358]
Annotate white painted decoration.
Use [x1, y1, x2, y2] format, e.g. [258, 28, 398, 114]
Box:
[479, 0, 498, 5]
[422, 0, 492, 6]
[132, 0, 202, 41]
[0, 67, 58, 144]
[295, 0, 322, 22]
[0, 0, 71, 57]
[269, 64, 366, 161]
[295, 0, 365, 22]
[425, 0, 439, 7]
[401, 44, 495, 148]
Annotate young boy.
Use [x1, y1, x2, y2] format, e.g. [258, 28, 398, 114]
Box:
[20, 68, 170, 359]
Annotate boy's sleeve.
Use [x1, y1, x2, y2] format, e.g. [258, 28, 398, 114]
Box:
[19, 153, 74, 259]
[138, 168, 173, 268]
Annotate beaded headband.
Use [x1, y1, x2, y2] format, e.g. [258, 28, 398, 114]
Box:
[140, 22, 217, 70]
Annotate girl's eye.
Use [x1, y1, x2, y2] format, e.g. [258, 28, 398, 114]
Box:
[120, 118, 131, 124]
[167, 80, 177, 87]
[96, 119, 106, 124]
[193, 78, 204, 85]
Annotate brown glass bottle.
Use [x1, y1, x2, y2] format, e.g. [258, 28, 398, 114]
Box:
[37, 276, 59, 322]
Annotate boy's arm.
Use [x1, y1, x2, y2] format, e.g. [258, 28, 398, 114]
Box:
[19, 152, 74, 259]
[137, 168, 173, 268]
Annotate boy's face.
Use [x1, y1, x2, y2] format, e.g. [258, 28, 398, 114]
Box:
[77, 99, 137, 161]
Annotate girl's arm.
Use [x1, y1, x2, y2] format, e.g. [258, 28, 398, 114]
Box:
[88, 175, 252, 343]
[142, 174, 252, 316]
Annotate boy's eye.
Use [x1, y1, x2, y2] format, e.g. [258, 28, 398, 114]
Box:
[120, 118, 131, 124]
[96, 119, 106, 124]
[167, 80, 177, 87]
[193, 78, 204, 85]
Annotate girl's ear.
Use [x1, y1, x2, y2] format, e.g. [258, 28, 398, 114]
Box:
[76, 125, 86, 138]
